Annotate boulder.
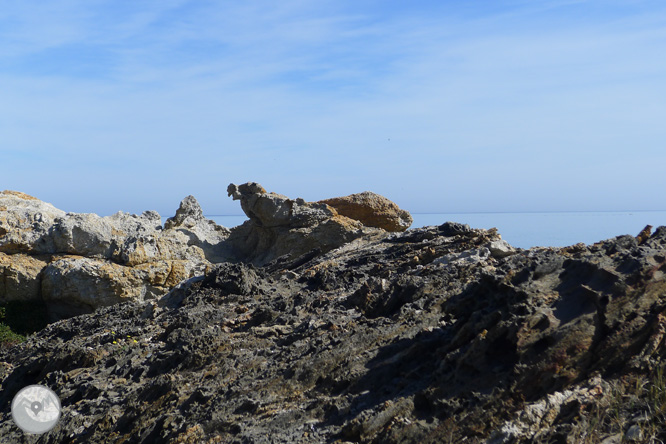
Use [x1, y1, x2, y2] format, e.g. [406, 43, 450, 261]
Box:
[226, 183, 381, 265]
[227, 183, 335, 228]
[0, 192, 231, 320]
[50, 210, 164, 260]
[41, 256, 209, 321]
[41, 256, 149, 319]
[0, 252, 47, 302]
[319, 191, 412, 232]
[0, 190, 66, 254]
[488, 239, 517, 258]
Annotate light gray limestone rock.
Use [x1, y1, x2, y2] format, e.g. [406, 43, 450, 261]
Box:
[226, 182, 380, 265]
[164, 195, 230, 262]
[488, 239, 518, 258]
[0, 191, 66, 254]
[0, 191, 229, 319]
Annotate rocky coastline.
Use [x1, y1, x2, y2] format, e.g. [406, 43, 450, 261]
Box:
[1, 185, 665, 443]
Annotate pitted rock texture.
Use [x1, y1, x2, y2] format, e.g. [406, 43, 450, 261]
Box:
[319, 191, 413, 232]
[1, 224, 666, 442]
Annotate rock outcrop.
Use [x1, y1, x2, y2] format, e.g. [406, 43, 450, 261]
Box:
[0, 252, 47, 302]
[0, 190, 66, 254]
[2, 221, 666, 442]
[0, 191, 230, 320]
[319, 191, 413, 232]
[226, 182, 384, 265]
[0, 185, 413, 320]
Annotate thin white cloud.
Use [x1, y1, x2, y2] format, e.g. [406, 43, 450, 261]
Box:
[2, 0, 666, 214]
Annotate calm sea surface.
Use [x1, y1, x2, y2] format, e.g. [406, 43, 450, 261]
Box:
[198, 212, 666, 250]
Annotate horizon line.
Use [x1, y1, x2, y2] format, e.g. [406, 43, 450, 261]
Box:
[195, 209, 666, 218]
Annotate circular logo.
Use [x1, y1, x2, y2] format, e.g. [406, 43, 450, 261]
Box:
[11, 385, 61, 434]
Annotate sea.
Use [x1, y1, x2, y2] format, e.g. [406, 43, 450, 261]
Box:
[199, 211, 666, 250]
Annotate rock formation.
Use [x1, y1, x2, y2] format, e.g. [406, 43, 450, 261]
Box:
[225, 182, 385, 265]
[0, 190, 66, 255]
[1, 216, 666, 442]
[319, 191, 413, 232]
[8, 185, 666, 441]
[0, 191, 229, 320]
[0, 185, 412, 320]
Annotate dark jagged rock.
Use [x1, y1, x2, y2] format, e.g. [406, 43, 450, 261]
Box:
[1, 222, 666, 442]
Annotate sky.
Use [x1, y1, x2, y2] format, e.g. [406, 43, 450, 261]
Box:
[2, 0, 666, 217]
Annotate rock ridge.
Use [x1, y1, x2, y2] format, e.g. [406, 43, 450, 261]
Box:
[1, 214, 665, 442]
[1, 184, 414, 320]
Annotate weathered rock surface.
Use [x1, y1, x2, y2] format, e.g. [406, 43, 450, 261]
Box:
[0, 191, 66, 254]
[0, 184, 412, 320]
[0, 253, 48, 302]
[319, 191, 413, 232]
[1, 222, 666, 442]
[226, 182, 383, 265]
[163, 195, 230, 263]
[0, 192, 230, 320]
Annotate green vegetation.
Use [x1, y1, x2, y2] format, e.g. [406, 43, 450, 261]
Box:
[0, 300, 49, 349]
[0, 318, 25, 348]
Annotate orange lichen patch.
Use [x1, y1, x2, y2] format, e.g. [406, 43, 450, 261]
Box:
[0, 252, 48, 300]
[1, 190, 39, 201]
[122, 239, 156, 267]
[164, 261, 189, 287]
[170, 424, 207, 443]
[111, 227, 126, 237]
[0, 252, 48, 272]
[319, 191, 412, 232]
[133, 261, 171, 286]
[330, 214, 365, 231]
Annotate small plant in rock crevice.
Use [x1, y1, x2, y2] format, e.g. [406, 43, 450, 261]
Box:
[563, 365, 666, 443]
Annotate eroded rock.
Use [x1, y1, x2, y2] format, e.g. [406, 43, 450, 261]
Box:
[0, 252, 48, 302]
[0, 190, 66, 254]
[1, 224, 665, 443]
[319, 191, 413, 232]
[226, 182, 382, 265]
[163, 195, 230, 263]
[0, 192, 230, 319]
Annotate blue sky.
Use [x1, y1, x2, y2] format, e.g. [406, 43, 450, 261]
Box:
[2, 0, 666, 216]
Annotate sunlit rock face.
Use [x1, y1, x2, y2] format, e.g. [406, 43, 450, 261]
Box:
[319, 190, 413, 232]
[0, 191, 229, 320]
[225, 182, 385, 265]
